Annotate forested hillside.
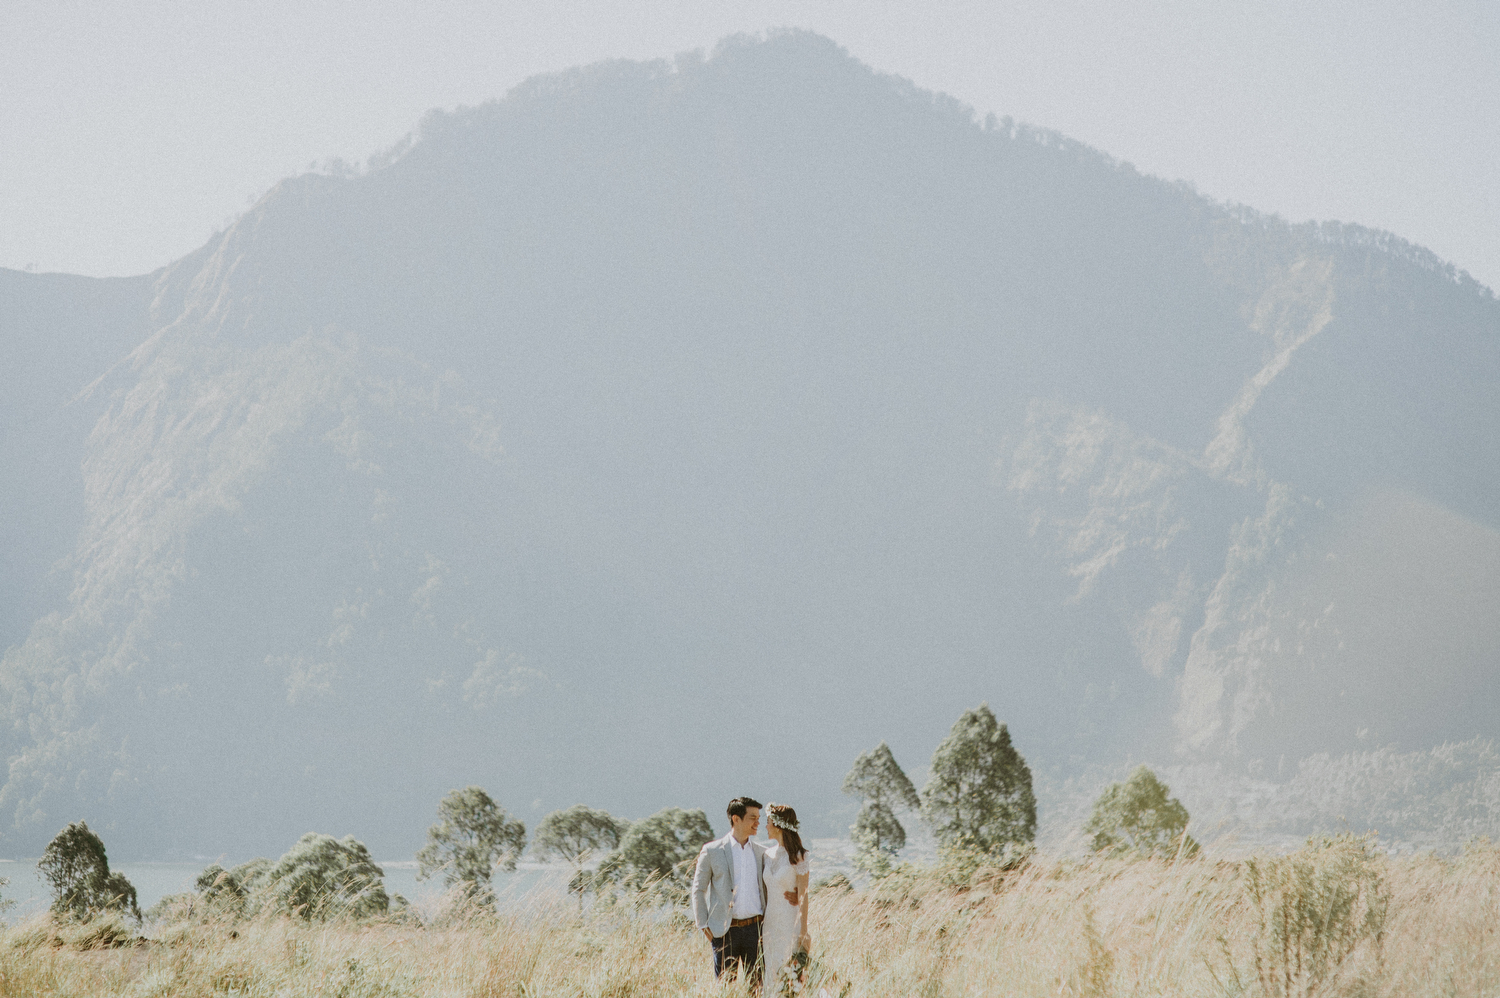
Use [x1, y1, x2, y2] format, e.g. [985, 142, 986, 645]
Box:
[2, 30, 1496, 859]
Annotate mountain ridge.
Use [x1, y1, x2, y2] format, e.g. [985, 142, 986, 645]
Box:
[2, 29, 1497, 859]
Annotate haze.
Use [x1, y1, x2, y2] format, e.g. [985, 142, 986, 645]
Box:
[2, 20, 1498, 864]
[4, 0, 1497, 291]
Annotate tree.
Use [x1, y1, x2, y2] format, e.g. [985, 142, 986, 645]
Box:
[850, 805, 907, 875]
[533, 804, 630, 902]
[1083, 765, 1198, 859]
[260, 833, 389, 920]
[38, 821, 140, 922]
[606, 807, 714, 895]
[922, 703, 1036, 859]
[842, 741, 921, 872]
[416, 786, 527, 896]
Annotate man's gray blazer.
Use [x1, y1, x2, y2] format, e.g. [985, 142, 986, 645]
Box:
[690, 832, 768, 938]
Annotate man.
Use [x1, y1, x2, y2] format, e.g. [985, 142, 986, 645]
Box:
[691, 796, 768, 983]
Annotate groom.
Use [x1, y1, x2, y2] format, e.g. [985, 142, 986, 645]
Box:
[691, 796, 768, 983]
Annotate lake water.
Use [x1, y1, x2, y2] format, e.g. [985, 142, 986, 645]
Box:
[0, 859, 572, 923]
[0, 836, 859, 925]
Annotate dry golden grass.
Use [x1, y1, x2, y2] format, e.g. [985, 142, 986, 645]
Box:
[3, 839, 1498, 998]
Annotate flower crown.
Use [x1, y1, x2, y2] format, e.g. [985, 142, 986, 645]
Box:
[768, 808, 800, 833]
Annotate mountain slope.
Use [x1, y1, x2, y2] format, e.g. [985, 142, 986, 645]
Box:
[3, 31, 1497, 858]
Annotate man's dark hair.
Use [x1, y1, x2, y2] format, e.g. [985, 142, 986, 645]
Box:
[727, 797, 763, 820]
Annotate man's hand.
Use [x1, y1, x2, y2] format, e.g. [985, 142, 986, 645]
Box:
[783, 890, 799, 906]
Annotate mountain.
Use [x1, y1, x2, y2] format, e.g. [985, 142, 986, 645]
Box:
[2, 31, 1497, 859]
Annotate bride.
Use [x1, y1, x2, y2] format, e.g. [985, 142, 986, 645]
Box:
[762, 803, 812, 981]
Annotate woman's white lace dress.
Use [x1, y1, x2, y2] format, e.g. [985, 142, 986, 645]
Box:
[760, 843, 810, 977]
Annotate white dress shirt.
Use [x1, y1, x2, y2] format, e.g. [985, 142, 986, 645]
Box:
[729, 836, 763, 918]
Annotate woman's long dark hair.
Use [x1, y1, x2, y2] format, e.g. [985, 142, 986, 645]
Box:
[768, 803, 807, 864]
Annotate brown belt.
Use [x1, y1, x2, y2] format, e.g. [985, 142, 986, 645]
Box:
[729, 915, 763, 928]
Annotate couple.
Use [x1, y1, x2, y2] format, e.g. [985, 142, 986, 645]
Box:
[691, 797, 811, 987]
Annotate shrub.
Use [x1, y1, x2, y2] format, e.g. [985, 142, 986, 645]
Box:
[194, 857, 271, 918]
[1242, 833, 1390, 998]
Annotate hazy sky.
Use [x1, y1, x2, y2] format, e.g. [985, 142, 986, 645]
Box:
[5, 0, 1497, 290]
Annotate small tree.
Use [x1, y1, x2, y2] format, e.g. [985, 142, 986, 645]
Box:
[922, 703, 1036, 860]
[842, 741, 921, 873]
[1084, 765, 1198, 859]
[260, 833, 389, 920]
[416, 786, 527, 897]
[616, 807, 714, 878]
[602, 807, 714, 900]
[38, 821, 140, 922]
[533, 804, 630, 903]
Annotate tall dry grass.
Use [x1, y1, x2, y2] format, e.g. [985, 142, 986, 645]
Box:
[3, 837, 1498, 997]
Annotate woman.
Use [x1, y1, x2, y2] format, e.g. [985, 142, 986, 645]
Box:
[761, 802, 812, 981]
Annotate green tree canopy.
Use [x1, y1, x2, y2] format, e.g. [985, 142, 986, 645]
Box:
[534, 805, 629, 870]
[1083, 765, 1198, 859]
[843, 741, 922, 871]
[534, 804, 630, 904]
[416, 785, 527, 893]
[260, 833, 389, 920]
[843, 741, 922, 812]
[922, 703, 1036, 858]
[38, 821, 140, 922]
[613, 807, 714, 883]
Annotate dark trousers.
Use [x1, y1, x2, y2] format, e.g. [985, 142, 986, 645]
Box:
[713, 919, 763, 985]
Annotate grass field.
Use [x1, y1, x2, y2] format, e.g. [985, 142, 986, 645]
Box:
[2, 835, 1497, 997]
